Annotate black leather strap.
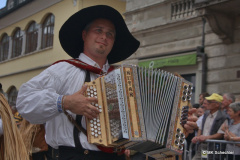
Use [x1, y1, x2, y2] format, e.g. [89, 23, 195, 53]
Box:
[73, 70, 90, 149]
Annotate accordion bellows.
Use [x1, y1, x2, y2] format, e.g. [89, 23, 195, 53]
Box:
[85, 64, 192, 159]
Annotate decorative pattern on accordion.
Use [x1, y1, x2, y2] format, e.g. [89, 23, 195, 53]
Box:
[84, 78, 108, 146]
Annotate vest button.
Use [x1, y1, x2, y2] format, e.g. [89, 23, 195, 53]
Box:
[84, 150, 89, 155]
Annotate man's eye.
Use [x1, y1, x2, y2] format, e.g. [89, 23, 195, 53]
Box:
[107, 32, 113, 37]
[96, 29, 101, 32]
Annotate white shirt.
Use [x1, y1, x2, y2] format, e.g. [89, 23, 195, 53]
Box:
[196, 114, 203, 128]
[16, 53, 110, 150]
[200, 110, 227, 136]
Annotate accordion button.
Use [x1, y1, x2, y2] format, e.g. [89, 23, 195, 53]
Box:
[95, 130, 98, 133]
[91, 132, 94, 136]
[97, 119, 100, 122]
[97, 123, 101, 126]
[90, 86, 93, 89]
[95, 134, 98, 137]
[84, 150, 89, 155]
[94, 88, 97, 91]
[91, 94, 94, 97]
[95, 104, 99, 107]
[94, 122, 96, 125]
[99, 109, 102, 112]
[99, 106, 102, 109]
[98, 127, 101, 130]
[87, 88, 90, 91]
[94, 92, 97, 95]
[98, 131, 101, 135]
[94, 126, 97, 129]
[90, 120, 93, 123]
[93, 118, 97, 121]
[90, 124, 93, 127]
[91, 128, 94, 131]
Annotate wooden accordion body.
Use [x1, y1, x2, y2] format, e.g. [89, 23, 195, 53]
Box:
[84, 64, 192, 159]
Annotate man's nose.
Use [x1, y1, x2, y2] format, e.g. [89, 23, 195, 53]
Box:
[100, 32, 107, 39]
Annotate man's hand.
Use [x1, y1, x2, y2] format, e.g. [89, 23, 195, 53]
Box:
[184, 108, 198, 137]
[192, 136, 199, 144]
[124, 149, 130, 157]
[64, 85, 99, 119]
[198, 135, 209, 142]
[221, 123, 228, 132]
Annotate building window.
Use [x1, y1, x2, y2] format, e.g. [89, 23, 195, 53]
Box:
[26, 22, 38, 54]
[12, 28, 23, 58]
[7, 0, 14, 10]
[19, 0, 26, 3]
[0, 34, 9, 62]
[8, 86, 18, 104]
[42, 14, 54, 49]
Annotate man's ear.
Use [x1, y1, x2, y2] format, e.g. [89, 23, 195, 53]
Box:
[82, 30, 86, 41]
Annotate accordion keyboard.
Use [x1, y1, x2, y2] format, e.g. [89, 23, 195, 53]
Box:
[85, 78, 108, 146]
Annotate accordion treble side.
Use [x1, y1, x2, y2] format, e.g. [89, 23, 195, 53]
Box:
[85, 64, 193, 159]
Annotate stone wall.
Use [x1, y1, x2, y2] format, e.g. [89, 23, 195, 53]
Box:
[124, 0, 240, 99]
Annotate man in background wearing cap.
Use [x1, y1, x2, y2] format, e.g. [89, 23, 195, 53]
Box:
[17, 5, 197, 160]
[192, 93, 228, 160]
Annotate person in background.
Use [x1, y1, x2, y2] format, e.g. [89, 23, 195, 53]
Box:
[220, 102, 240, 160]
[198, 92, 210, 107]
[196, 107, 204, 117]
[192, 93, 228, 160]
[9, 101, 23, 127]
[221, 93, 235, 116]
[196, 93, 210, 129]
[192, 103, 200, 117]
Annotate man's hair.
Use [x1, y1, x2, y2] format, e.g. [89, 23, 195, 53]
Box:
[229, 102, 240, 114]
[193, 103, 200, 109]
[0, 83, 2, 90]
[224, 93, 235, 102]
[199, 92, 210, 99]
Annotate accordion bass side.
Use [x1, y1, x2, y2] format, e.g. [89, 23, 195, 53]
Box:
[84, 64, 193, 158]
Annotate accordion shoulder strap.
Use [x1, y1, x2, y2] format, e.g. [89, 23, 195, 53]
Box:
[63, 110, 87, 136]
[52, 59, 114, 75]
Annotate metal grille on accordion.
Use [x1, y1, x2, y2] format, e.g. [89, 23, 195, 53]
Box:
[84, 64, 193, 159]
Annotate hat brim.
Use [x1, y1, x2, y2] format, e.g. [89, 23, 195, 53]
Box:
[205, 97, 222, 103]
[59, 5, 140, 64]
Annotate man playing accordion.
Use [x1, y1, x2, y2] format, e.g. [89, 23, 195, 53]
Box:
[17, 5, 197, 160]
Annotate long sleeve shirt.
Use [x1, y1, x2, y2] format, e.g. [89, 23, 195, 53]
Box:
[16, 53, 110, 150]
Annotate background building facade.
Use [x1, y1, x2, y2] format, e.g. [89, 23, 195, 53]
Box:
[123, 0, 240, 102]
[0, 0, 126, 103]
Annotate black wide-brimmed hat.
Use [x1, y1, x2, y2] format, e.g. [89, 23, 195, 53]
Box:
[59, 5, 140, 64]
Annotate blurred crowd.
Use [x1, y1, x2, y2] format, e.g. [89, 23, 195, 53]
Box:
[188, 92, 240, 160]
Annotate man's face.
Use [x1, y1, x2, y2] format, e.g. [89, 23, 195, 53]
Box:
[207, 100, 220, 111]
[222, 95, 231, 109]
[199, 95, 204, 105]
[197, 108, 204, 117]
[202, 99, 209, 110]
[82, 18, 115, 61]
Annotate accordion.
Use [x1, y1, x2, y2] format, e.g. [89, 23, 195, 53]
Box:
[84, 64, 192, 159]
